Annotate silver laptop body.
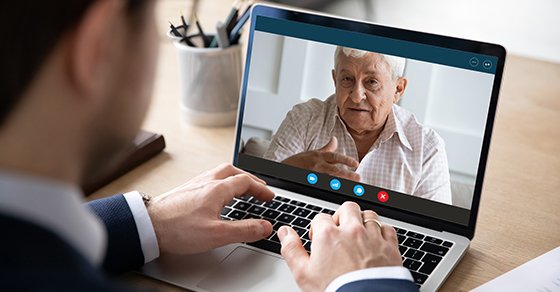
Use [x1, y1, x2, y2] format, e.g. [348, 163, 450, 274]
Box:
[141, 4, 506, 291]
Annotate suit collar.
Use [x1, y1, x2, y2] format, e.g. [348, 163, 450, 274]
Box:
[0, 171, 106, 265]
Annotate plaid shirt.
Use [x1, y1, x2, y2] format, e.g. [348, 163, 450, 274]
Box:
[264, 95, 452, 204]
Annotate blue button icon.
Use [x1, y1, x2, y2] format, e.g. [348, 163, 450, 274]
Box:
[353, 184, 365, 196]
[307, 173, 318, 185]
[329, 179, 341, 190]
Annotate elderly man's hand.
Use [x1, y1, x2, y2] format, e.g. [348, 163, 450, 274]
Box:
[278, 202, 403, 291]
[146, 163, 274, 255]
[282, 137, 360, 181]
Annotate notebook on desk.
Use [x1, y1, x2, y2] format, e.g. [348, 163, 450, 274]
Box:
[141, 4, 505, 291]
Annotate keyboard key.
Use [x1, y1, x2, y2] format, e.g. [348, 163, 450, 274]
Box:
[233, 201, 251, 211]
[292, 217, 311, 228]
[419, 261, 438, 275]
[263, 201, 281, 209]
[262, 209, 280, 219]
[406, 231, 425, 240]
[247, 239, 281, 254]
[395, 227, 407, 235]
[293, 208, 311, 218]
[277, 214, 295, 224]
[302, 231, 310, 241]
[274, 196, 290, 202]
[421, 253, 442, 265]
[410, 271, 428, 285]
[404, 248, 425, 261]
[306, 205, 322, 212]
[278, 204, 296, 213]
[243, 213, 262, 220]
[308, 211, 319, 220]
[442, 241, 454, 248]
[322, 209, 335, 215]
[249, 197, 264, 204]
[269, 232, 280, 243]
[403, 238, 423, 249]
[290, 200, 307, 207]
[221, 207, 232, 216]
[229, 210, 247, 220]
[303, 241, 311, 252]
[420, 242, 449, 256]
[425, 236, 443, 245]
[403, 259, 421, 271]
[247, 205, 265, 215]
[397, 235, 406, 244]
[293, 227, 307, 238]
[398, 245, 408, 255]
[239, 195, 251, 201]
[225, 200, 236, 207]
[273, 222, 285, 231]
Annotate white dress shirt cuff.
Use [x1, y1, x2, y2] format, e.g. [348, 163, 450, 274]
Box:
[325, 266, 414, 292]
[123, 191, 160, 263]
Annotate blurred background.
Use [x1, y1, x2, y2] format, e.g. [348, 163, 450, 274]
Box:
[269, 0, 560, 63]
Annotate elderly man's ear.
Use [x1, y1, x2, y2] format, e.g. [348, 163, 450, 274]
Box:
[393, 77, 408, 103]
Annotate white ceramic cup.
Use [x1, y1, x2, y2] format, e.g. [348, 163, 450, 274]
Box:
[171, 33, 242, 127]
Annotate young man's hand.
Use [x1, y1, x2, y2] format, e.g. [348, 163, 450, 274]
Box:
[278, 202, 403, 291]
[147, 163, 274, 255]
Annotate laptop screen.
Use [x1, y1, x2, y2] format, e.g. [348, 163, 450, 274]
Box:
[234, 5, 504, 230]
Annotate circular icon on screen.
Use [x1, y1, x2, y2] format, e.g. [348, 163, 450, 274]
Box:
[482, 59, 492, 69]
[353, 184, 365, 197]
[377, 191, 389, 203]
[307, 173, 318, 185]
[469, 57, 479, 67]
[329, 179, 341, 190]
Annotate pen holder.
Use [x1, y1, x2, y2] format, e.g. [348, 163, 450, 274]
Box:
[171, 35, 242, 127]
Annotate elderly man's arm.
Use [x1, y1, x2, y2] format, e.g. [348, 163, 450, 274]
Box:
[414, 133, 452, 205]
[264, 105, 360, 181]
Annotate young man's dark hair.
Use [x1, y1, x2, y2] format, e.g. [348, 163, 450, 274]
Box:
[0, 1, 145, 125]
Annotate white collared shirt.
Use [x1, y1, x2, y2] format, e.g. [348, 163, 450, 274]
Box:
[264, 95, 452, 204]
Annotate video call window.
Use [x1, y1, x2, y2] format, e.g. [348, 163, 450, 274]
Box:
[239, 31, 495, 211]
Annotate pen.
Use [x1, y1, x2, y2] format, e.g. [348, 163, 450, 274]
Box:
[169, 22, 182, 37]
[193, 14, 211, 47]
[224, 0, 241, 33]
[180, 14, 189, 37]
[228, 6, 251, 45]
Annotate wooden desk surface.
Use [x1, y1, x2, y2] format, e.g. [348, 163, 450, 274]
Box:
[90, 1, 560, 291]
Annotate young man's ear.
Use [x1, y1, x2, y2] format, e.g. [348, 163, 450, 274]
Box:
[393, 77, 407, 103]
[68, 0, 125, 98]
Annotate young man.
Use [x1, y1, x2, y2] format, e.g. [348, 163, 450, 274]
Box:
[0, 1, 416, 291]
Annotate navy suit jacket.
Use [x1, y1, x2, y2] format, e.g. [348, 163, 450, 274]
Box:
[0, 194, 418, 291]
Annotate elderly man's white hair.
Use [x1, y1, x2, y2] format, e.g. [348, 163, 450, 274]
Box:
[334, 46, 406, 80]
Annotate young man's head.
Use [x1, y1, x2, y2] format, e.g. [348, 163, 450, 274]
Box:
[0, 0, 158, 184]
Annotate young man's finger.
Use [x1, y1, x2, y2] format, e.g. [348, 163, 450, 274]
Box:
[219, 174, 275, 202]
[217, 219, 273, 246]
[278, 226, 309, 278]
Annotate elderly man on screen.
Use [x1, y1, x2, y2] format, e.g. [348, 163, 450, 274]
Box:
[264, 47, 452, 204]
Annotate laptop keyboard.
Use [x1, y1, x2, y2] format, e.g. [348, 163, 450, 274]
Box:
[221, 195, 454, 288]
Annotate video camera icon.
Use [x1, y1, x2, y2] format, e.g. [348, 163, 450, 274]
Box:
[307, 173, 318, 185]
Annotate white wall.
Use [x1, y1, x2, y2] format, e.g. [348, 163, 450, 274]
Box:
[325, 0, 560, 63]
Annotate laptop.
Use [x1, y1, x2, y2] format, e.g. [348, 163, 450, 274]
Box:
[141, 4, 505, 291]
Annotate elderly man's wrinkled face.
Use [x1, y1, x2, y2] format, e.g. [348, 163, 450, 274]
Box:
[332, 52, 406, 136]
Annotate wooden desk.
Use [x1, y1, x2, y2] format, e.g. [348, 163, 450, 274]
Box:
[90, 1, 560, 291]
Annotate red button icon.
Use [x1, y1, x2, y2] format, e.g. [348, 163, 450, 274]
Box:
[377, 191, 389, 203]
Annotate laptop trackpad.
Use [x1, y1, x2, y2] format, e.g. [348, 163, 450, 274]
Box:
[197, 246, 299, 292]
